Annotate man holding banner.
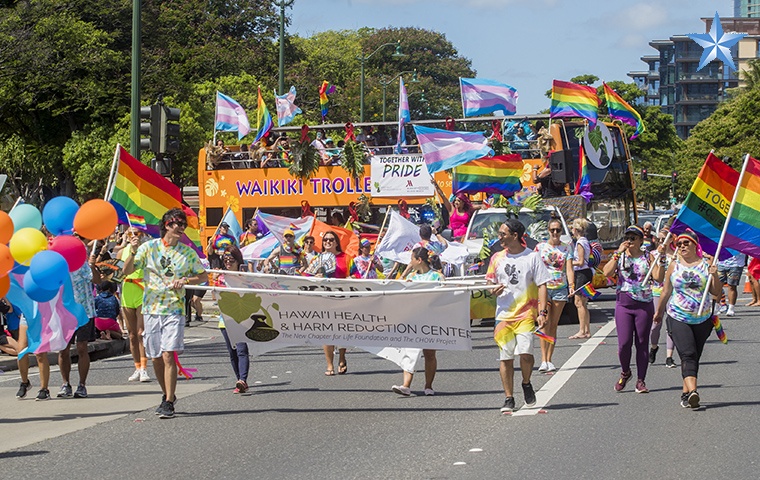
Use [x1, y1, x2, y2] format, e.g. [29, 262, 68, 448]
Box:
[486, 219, 551, 413]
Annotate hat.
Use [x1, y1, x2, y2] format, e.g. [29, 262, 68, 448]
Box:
[283, 229, 295, 237]
[360, 238, 371, 247]
[325, 138, 335, 144]
[220, 222, 230, 229]
[624, 225, 644, 237]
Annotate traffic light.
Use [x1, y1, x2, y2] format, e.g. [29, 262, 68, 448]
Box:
[671, 170, 678, 183]
[641, 168, 648, 181]
[139, 105, 160, 152]
[158, 106, 180, 154]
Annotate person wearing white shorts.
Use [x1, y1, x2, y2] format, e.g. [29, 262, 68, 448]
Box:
[123, 208, 206, 419]
[486, 219, 551, 413]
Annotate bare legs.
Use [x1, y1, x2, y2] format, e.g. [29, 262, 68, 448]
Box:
[123, 306, 147, 371]
[540, 299, 565, 365]
[570, 295, 591, 339]
[400, 349, 437, 390]
[153, 351, 178, 402]
[58, 341, 90, 387]
[500, 354, 534, 397]
[323, 345, 347, 375]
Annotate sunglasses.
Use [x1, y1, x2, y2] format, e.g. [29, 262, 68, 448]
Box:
[222, 255, 237, 262]
[549, 228, 562, 233]
[323, 238, 336, 243]
[168, 221, 187, 228]
[677, 240, 692, 247]
[304, 240, 314, 244]
[284, 234, 294, 238]
[624, 235, 640, 242]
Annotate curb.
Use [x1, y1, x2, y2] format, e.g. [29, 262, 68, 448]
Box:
[0, 338, 129, 374]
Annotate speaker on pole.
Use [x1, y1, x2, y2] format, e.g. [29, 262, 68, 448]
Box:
[549, 150, 569, 184]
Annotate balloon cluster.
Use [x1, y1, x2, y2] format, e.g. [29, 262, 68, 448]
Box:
[0, 198, 118, 302]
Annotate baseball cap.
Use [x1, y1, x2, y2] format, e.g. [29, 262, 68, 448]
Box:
[220, 222, 230, 228]
[284, 229, 295, 237]
[624, 225, 644, 237]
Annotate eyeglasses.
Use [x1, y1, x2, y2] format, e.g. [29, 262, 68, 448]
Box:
[549, 228, 562, 233]
[676, 240, 692, 247]
[222, 255, 236, 262]
[624, 235, 640, 242]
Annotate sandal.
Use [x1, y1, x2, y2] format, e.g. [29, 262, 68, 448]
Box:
[324, 370, 335, 376]
[338, 363, 348, 375]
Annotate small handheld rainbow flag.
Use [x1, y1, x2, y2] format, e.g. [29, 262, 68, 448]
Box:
[712, 315, 727, 344]
[572, 281, 601, 300]
[126, 213, 147, 231]
[534, 328, 556, 345]
[288, 222, 300, 231]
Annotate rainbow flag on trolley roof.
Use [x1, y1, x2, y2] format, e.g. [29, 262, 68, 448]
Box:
[319, 80, 336, 120]
[550, 80, 599, 129]
[109, 145, 204, 257]
[253, 87, 273, 143]
[460, 78, 518, 117]
[603, 83, 645, 140]
[723, 155, 760, 258]
[453, 154, 523, 196]
[670, 152, 739, 260]
[413, 125, 494, 174]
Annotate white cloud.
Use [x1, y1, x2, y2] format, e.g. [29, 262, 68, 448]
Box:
[611, 3, 669, 31]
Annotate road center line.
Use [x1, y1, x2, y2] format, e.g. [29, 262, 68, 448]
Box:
[512, 319, 616, 416]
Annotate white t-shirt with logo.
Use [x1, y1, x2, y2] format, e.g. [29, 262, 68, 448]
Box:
[486, 248, 552, 323]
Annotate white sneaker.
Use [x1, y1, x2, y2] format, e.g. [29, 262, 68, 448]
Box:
[128, 369, 141, 382]
[424, 388, 435, 396]
[726, 307, 735, 316]
[719, 304, 728, 314]
[538, 362, 548, 373]
[392, 385, 411, 396]
[139, 369, 151, 382]
[546, 362, 557, 373]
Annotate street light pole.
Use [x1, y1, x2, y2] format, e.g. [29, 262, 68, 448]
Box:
[358, 40, 406, 122]
[130, 0, 141, 159]
[380, 70, 418, 122]
[275, 0, 294, 96]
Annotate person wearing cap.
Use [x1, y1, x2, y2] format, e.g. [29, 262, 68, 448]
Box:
[654, 229, 722, 408]
[603, 225, 666, 394]
[265, 229, 305, 275]
[353, 238, 382, 279]
[207, 222, 237, 270]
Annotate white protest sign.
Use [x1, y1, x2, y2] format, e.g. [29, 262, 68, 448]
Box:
[369, 154, 434, 197]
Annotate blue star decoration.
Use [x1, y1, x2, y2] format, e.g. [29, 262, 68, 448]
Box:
[687, 12, 746, 72]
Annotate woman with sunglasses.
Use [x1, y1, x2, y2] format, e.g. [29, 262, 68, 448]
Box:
[119, 227, 150, 382]
[392, 247, 445, 396]
[216, 246, 251, 393]
[568, 218, 593, 339]
[603, 225, 665, 393]
[433, 181, 478, 242]
[534, 218, 573, 373]
[654, 230, 722, 408]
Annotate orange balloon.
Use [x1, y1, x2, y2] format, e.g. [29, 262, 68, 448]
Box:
[0, 275, 9, 298]
[0, 244, 12, 276]
[0, 211, 13, 244]
[73, 199, 118, 240]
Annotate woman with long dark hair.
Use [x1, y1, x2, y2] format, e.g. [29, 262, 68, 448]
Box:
[216, 245, 251, 393]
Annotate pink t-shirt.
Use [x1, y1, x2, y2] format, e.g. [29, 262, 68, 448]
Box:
[450, 209, 471, 238]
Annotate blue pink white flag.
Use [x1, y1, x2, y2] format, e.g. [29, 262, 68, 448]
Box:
[460, 78, 518, 117]
[395, 77, 411, 154]
[275, 86, 302, 127]
[215, 92, 251, 140]
[413, 125, 494, 174]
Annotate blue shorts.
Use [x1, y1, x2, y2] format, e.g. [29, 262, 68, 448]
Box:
[548, 287, 569, 302]
[718, 266, 743, 287]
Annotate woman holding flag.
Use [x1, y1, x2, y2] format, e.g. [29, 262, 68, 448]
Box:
[568, 218, 593, 339]
[654, 230, 722, 408]
[602, 225, 665, 393]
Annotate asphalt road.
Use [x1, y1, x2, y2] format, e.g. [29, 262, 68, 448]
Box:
[2, 291, 759, 479]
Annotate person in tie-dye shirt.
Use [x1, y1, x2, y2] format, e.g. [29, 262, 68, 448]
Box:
[603, 225, 666, 395]
[486, 219, 551, 413]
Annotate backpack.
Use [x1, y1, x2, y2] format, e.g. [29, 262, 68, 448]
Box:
[588, 241, 603, 270]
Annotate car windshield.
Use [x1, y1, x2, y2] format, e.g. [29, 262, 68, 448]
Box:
[467, 210, 562, 244]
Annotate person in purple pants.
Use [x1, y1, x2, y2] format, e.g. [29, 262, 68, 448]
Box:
[603, 226, 666, 393]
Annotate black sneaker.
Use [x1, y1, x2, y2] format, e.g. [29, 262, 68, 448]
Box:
[665, 357, 676, 368]
[16, 381, 31, 399]
[687, 390, 700, 409]
[522, 382, 536, 408]
[680, 392, 690, 408]
[159, 400, 175, 419]
[194, 314, 203, 323]
[648, 346, 659, 364]
[73, 385, 88, 398]
[500, 396, 516, 413]
[155, 394, 167, 415]
[36, 388, 50, 401]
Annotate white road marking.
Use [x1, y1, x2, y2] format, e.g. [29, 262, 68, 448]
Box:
[512, 319, 616, 417]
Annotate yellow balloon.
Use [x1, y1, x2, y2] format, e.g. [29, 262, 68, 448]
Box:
[9, 228, 48, 265]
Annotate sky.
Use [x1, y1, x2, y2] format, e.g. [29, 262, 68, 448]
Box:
[290, 0, 734, 115]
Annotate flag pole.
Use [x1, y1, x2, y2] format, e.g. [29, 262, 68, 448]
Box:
[642, 231, 672, 285]
[213, 91, 219, 145]
[364, 206, 393, 279]
[207, 206, 230, 251]
[697, 153, 751, 315]
[104, 145, 121, 202]
[459, 78, 466, 119]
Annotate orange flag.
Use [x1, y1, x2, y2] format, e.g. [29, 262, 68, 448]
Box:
[310, 219, 360, 258]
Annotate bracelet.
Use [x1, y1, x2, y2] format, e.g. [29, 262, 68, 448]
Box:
[539, 309, 548, 316]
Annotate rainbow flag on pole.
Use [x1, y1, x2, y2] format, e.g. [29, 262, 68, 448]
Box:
[453, 154, 523, 195]
[126, 213, 147, 231]
[670, 152, 739, 260]
[576, 140, 592, 202]
[603, 83, 645, 140]
[413, 125, 494, 174]
[319, 81, 336, 120]
[550, 80, 599, 129]
[109, 145, 204, 257]
[253, 87, 273, 143]
[723, 155, 760, 258]
[534, 329, 556, 345]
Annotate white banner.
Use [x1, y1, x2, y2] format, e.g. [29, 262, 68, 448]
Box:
[370, 154, 434, 197]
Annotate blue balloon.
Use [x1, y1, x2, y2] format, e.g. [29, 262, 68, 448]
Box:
[9, 204, 42, 232]
[42, 197, 80, 236]
[23, 270, 58, 303]
[11, 261, 29, 274]
[29, 250, 69, 288]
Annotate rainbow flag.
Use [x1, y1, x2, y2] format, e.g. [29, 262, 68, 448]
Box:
[576, 140, 592, 202]
[573, 282, 600, 300]
[723, 156, 760, 258]
[534, 329, 556, 345]
[413, 125, 494, 174]
[109, 146, 204, 257]
[603, 83, 645, 140]
[670, 153, 739, 260]
[127, 213, 147, 231]
[550, 80, 599, 129]
[253, 87, 273, 143]
[319, 80, 336, 120]
[712, 315, 727, 344]
[453, 154, 523, 195]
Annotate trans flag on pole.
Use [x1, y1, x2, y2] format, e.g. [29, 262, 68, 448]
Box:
[275, 86, 302, 127]
[215, 92, 251, 140]
[413, 125, 494, 174]
[395, 77, 411, 154]
[459, 78, 518, 117]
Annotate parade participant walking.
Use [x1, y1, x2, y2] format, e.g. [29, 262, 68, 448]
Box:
[239, 218, 262, 247]
[265, 228, 305, 275]
[717, 253, 746, 316]
[206, 222, 236, 269]
[602, 225, 665, 393]
[119, 227, 150, 382]
[568, 218, 593, 339]
[486, 219, 551, 412]
[123, 208, 206, 418]
[216, 246, 251, 394]
[654, 230, 722, 408]
[301, 236, 318, 273]
[391, 247, 444, 396]
[649, 228, 677, 367]
[57, 245, 101, 399]
[534, 218, 572, 373]
[353, 238, 382, 279]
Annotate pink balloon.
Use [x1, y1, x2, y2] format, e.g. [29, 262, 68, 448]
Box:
[48, 235, 87, 272]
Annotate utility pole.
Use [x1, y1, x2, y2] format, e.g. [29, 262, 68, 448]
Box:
[275, 0, 294, 95]
[130, 0, 141, 159]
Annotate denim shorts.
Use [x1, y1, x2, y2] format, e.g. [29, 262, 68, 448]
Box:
[718, 266, 743, 287]
[548, 287, 569, 302]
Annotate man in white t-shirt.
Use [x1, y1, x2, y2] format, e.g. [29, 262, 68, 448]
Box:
[486, 219, 551, 413]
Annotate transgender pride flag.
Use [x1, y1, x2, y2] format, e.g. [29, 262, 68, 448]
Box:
[275, 86, 302, 127]
[413, 125, 494, 174]
[215, 92, 251, 140]
[395, 77, 411, 154]
[460, 78, 518, 117]
[241, 213, 315, 260]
